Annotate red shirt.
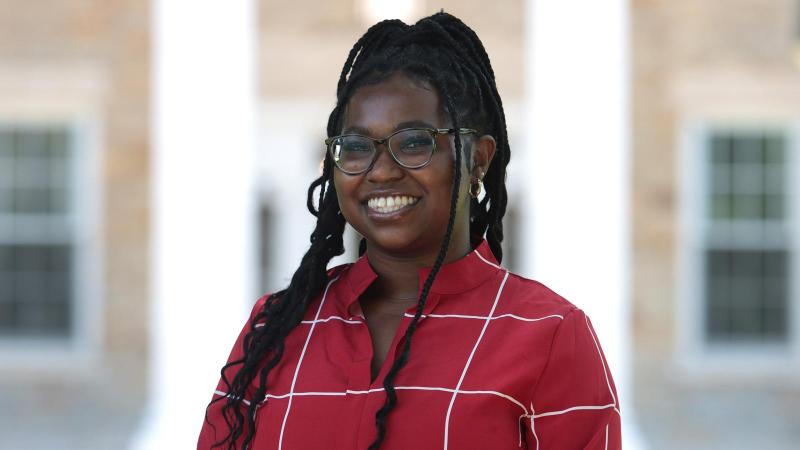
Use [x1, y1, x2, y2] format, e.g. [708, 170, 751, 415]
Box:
[199, 241, 620, 449]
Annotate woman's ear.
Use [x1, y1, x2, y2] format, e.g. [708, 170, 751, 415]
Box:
[471, 134, 496, 177]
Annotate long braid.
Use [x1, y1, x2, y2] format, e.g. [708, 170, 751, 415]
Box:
[206, 11, 511, 449]
[420, 16, 511, 261]
[208, 158, 345, 449]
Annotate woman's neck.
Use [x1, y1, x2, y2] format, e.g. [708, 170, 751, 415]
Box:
[364, 234, 471, 301]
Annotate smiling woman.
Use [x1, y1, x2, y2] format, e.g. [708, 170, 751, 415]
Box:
[333, 73, 492, 260]
[199, 12, 620, 450]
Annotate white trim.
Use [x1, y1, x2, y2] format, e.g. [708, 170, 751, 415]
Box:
[585, 314, 617, 407]
[300, 316, 361, 325]
[531, 403, 619, 419]
[475, 249, 502, 270]
[529, 402, 539, 450]
[405, 312, 564, 322]
[214, 390, 252, 407]
[277, 276, 338, 450]
[254, 315, 363, 327]
[213, 385, 529, 414]
[232, 387, 620, 421]
[604, 423, 609, 450]
[257, 312, 565, 325]
[443, 271, 509, 449]
[675, 117, 800, 380]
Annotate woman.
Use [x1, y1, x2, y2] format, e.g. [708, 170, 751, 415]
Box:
[199, 12, 620, 450]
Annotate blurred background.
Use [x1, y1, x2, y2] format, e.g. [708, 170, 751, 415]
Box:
[0, 0, 799, 449]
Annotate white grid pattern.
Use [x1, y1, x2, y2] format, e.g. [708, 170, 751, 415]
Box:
[443, 270, 509, 449]
[213, 250, 619, 448]
[404, 312, 564, 322]
[528, 402, 539, 450]
[277, 275, 339, 450]
[213, 383, 619, 448]
[585, 314, 618, 408]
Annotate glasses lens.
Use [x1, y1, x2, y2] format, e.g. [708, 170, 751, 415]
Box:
[330, 135, 375, 173]
[389, 129, 435, 168]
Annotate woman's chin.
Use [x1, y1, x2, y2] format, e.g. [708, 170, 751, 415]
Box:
[362, 233, 437, 258]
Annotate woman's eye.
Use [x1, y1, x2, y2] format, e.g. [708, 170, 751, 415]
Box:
[399, 139, 430, 152]
[343, 141, 372, 153]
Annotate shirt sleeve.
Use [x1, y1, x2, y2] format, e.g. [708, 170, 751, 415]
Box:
[197, 295, 270, 449]
[524, 308, 621, 449]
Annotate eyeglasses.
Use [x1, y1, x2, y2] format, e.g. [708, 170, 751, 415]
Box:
[325, 127, 477, 175]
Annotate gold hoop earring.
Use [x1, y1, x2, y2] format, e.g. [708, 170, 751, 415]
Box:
[470, 179, 483, 198]
[470, 170, 484, 198]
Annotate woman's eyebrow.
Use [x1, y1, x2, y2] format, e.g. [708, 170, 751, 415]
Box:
[342, 121, 436, 136]
[342, 125, 371, 135]
[394, 120, 435, 130]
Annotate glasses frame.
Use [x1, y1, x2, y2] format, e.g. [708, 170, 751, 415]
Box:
[325, 127, 477, 175]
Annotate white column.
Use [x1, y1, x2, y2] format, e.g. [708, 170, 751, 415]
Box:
[522, 0, 646, 447]
[130, 1, 257, 448]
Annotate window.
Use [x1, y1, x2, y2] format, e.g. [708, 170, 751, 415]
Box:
[701, 130, 793, 344]
[258, 203, 273, 296]
[0, 125, 76, 338]
[501, 204, 520, 273]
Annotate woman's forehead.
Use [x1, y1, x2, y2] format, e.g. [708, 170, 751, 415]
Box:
[342, 73, 445, 134]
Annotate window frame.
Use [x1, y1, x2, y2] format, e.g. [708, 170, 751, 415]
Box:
[676, 118, 800, 378]
[0, 118, 104, 373]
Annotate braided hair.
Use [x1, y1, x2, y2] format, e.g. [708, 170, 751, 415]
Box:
[206, 11, 510, 449]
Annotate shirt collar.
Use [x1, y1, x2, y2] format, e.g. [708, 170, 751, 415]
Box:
[341, 239, 503, 308]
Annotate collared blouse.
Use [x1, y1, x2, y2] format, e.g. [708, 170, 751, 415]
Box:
[199, 240, 621, 449]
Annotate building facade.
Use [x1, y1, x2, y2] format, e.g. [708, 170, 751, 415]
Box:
[0, 0, 150, 448]
[1, 0, 798, 448]
[632, 0, 800, 448]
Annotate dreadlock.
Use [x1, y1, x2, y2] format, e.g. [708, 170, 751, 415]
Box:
[206, 11, 510, 449]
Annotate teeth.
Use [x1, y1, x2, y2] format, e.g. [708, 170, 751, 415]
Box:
[367, 195, 418, 213]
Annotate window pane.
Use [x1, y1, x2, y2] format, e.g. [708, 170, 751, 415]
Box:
[0, 127, 71, 214]
[15, 148, 49, 190]
[731, 194, 762, 219]
[711, 135, 732, 164]
[763, 194, 785, 220]
[0, 133, 13, 212]
[731, 165, 762, 195]
[705, 249, 789, 343]
[0, 244, 72, 337]
[763, 164, 785, 194]
[711, 163, 731, 194]
[258, 204, 272, 295]
[711, 194, 732, 220]
[0, 188, 10, 214]
[709, 131, 789, 223]
[732, 135, 763, 164]
[48, 129, 69, 160]
[13, 187, 51, 213]
[763, 133, 785, 164]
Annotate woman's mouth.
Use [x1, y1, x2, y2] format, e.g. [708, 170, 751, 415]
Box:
[366, 195, 419, 214]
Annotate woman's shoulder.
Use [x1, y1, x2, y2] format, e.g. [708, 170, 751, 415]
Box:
[496, 269, 579, 319]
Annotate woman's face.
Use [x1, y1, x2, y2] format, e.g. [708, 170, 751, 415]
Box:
[333, 72, 476, 259]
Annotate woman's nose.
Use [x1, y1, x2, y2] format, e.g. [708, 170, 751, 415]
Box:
[366, 144, 404, 182]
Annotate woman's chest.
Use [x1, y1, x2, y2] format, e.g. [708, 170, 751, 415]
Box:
[248, 312, 555, 449]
